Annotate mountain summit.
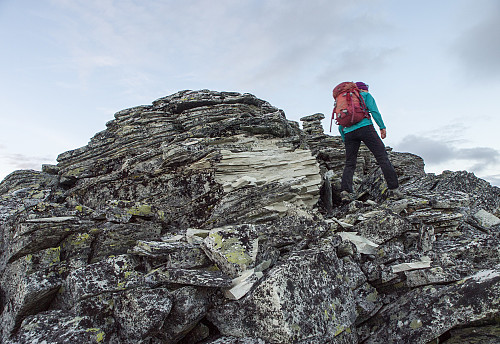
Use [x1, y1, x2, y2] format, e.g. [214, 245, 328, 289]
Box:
[1, 90, 499, 343]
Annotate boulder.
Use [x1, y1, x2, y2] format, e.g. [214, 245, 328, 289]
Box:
[7, 310, 112, 344]
[359, 266, 500, 343]
[113, 287, 173, 343]
[208, 248, 359, 343]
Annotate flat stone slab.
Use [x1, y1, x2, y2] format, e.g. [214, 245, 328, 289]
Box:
[145, 267, 232, 288]
[473, 209, 500, 228]
[25, 216, 78, 223]
[130, 240, 197, 256]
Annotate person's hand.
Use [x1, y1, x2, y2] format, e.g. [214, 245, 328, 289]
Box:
[380, 128, 387, 139]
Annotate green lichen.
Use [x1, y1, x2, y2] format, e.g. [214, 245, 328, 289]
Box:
[65, 167, 84, 177]
[393, 281, 405, 289]
[410, 319, 423, 329]
[210, 232, 224, 249]
[32, 191, 46, 199]
[380, 184, 388, 194]
[47, 247, 61, 265]
[72, 233, 91, 246]
[225, 249, 252, 265]
[127, 204, 152, 216]
[210, 232, 253, 266]
[96, 331, 105, 342]
[334, 325, 345, 337]
[324, 303, 338, 322]
[86, 328, 105, 342]
[366, 290, 378, 302]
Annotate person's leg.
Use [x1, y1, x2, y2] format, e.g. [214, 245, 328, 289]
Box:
[341, 132, 361, 193]
[360, 126, 399, 189]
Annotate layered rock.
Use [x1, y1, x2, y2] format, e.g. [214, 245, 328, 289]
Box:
[1, 90, 499, 344]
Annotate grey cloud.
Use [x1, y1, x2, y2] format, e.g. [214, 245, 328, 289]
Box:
[49, 0, 382, 89]
[318, 46, 399, 84]
[1, 153, 54, 171]
[397, 135, 454, 164]
[396, 135, 500, 173]
[482, 174, 500, 187]
[452, 2, 500, 79]
[455, 147, 500, 162]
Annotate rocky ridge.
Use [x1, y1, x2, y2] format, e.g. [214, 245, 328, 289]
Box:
[0, 90, 499, 343]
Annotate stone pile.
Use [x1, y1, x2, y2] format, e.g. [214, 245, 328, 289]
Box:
[1, 90, 499, 344]
[300, 113, 325, 136]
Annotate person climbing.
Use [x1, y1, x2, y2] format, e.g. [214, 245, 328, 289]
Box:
[335, 81, 403, 201]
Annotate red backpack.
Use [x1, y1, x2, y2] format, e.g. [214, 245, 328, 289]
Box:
[330, 82, 370, 131]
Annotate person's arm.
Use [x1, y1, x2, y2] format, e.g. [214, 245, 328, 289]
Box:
[364, 92, 387, 138]
[338, 124, 345, 141]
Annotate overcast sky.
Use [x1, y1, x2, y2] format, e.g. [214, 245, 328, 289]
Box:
[1, 0, 500, 186]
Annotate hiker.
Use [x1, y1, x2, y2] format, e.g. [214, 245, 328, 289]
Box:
[335, 81, 402, 201]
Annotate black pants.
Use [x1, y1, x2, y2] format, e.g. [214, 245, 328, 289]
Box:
[341, 125, 399, 193]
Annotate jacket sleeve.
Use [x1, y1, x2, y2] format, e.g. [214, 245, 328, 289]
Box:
[364, 93, 386, 130]
[338, 124, 345, 141]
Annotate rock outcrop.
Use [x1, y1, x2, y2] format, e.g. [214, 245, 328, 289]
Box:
[1, 90, 499, 344]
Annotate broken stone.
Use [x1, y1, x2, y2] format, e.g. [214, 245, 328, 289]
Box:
[9, 310, 112, 344]
[404, 266, 453, 287]
[359, 266, 500, 343]
[113, 287, 172, 342]
[1, 248, 63, 339]
[473, 209, 500, 228]
[338, 232, 379, 255]
[145, 266, 232, 288]
[224, 268, 264, 300]
[158, 286, 212, 343]
[208, 248, 358, 343]
[202, 224, 261, 278]
[62, 254, 143, 307]
[391, 256, 432, 273]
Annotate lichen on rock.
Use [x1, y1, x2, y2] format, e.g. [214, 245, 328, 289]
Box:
[1, 90, 499, 343]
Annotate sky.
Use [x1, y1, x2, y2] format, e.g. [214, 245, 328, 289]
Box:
[1, 0, 500, 186]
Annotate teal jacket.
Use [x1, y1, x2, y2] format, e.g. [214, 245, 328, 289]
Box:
[338, 91, 386, 141]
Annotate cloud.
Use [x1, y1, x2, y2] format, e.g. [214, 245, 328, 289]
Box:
[396, 135, 454, 164]
[0, 153, 54, 171]
[452, 1, 500, 79]
[43, 0, 385, 92]
[482, 174, 500, 188]
[318, 46, 399, 84]
[396, 135, 500, 173]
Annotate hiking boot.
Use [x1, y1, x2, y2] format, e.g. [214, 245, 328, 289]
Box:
[386, 187, 404, 200]
[340, 191, 354, 202]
